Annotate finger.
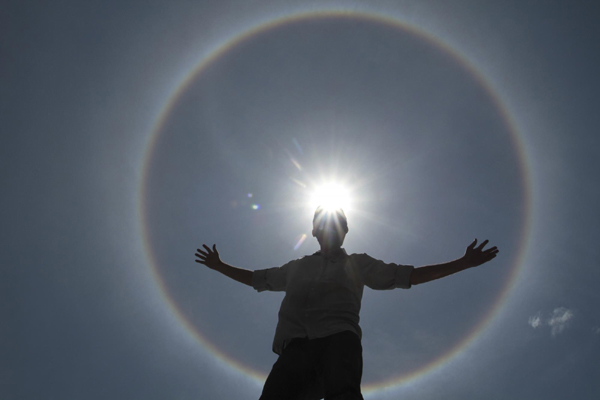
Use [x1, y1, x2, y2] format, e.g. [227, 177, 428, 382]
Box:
[482, 246, 498, 254]
[202, 244, 212, 253]
[213, 244, 219, 254]
[196, 249, 208, 256]
[195, 260, 206, 265]
[195, 253, 207, 260]
[476, 239, 489, 251]
[468, 239, 477, 250]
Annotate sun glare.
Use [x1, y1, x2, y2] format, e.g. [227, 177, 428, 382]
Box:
[309, 182, 352, 212]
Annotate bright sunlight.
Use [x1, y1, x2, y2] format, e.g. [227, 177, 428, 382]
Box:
[309, 182, 353, 212]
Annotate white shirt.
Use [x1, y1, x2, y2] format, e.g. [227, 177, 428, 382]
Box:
[252, 248, 414, 355]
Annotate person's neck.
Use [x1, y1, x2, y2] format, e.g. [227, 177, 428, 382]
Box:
[319, 246, 343, 258]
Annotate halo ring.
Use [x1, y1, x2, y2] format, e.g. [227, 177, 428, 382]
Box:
[137, 9, 533, 394]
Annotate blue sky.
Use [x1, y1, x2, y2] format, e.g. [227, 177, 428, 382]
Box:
[3, 1, 599, 399]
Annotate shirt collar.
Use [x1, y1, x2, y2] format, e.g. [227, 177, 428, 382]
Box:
[314, 248, 348, 261]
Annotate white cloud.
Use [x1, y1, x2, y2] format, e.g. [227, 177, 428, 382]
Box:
[528, 307, 574, 336]
[528, 313, 542, 328]
[548, 307, 574, 336]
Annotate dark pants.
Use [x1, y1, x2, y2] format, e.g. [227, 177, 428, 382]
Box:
[259, 331, 364, 400]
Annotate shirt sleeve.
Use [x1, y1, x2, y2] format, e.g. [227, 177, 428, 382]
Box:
[359, 254, 414, 290]
[251, 262, 290, 292]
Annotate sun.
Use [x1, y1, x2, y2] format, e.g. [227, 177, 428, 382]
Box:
[309, 182, 353, 212]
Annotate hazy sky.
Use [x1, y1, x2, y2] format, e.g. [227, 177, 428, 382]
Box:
[3, 1, 599, 399]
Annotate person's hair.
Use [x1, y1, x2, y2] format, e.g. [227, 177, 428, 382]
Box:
[313, 206, 348, 231]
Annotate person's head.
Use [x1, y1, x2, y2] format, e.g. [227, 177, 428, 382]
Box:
[311, 206, 349, 250]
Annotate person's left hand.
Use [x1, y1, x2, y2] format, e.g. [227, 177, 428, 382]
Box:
[462, 239, 499, 268]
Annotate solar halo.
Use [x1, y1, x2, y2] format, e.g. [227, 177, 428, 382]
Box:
[137, 8, 532, 395]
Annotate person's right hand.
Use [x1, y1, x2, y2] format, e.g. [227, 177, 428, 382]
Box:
[195, 244, 223, 270]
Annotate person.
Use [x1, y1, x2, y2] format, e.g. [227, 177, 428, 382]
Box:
[195, 206, 498, 400]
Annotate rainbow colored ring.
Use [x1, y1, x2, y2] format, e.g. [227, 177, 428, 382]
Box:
[138, 9, 533, 394]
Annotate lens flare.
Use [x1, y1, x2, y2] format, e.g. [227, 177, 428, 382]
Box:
[293, 233, 307, 250]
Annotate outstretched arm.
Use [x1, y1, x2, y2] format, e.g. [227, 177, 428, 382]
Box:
[410, 239, 499, 286]
[195, 244, 253, 287]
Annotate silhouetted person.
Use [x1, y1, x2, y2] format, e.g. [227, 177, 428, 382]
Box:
[195, 206, 498, 400]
